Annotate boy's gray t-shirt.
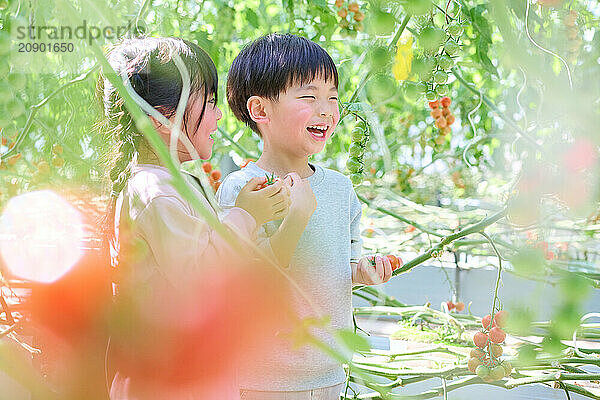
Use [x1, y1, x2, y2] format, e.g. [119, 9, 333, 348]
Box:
[217, 162, 363, 391]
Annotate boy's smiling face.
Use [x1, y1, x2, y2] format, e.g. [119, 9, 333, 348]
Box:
[260, 77, 340, 158]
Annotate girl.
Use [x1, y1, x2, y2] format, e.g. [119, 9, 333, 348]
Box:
[98, 37, 290, 399]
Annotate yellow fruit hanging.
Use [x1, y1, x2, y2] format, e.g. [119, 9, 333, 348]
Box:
[392, 32, 413, 81]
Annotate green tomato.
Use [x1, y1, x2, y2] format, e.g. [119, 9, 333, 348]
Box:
[435, 84, 449, 96]
[475, 365, 490, 379]
[417, 82, 429, 94]
[6, 99, 25, 118]
[403, 82, 421, 101]
[0, 0, 8, 10]
[8, 73, 26, 90]
[418, 26, 446, 54]
[445, 40, 460, 56]
[349, 173, 363, 185]
[347, 157, 363, 173]
[425, 90, 438, 101]
[489, 365, 506, 381]
[433, 70, 448, 84]
[437, 55, 454, 70]
[447, 23, 464, 37]
[349, 142, 363, 158]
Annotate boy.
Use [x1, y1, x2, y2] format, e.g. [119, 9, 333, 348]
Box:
[217, 33, 392, 399]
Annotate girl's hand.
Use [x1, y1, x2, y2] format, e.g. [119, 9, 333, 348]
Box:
[284, 172, 317, 221]
[235, 177, 290, 226]
[352, 255, 392, 285]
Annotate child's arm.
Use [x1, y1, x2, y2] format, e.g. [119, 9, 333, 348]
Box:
[264, 173, 316, 267]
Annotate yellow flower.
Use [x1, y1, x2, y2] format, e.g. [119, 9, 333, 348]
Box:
[392, 31, 413, 81]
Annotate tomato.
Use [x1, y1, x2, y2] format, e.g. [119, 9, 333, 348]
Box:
[335, 0, 344, 7]
[349, 173, 363, 185]
[210, 170, 221, 181]
[473, 331, 488, 348]
[446, 301, 455, 310]
[489, 327, 506, 343]
[202, 162, 212, 173]
[349, 142, 363, 157]
[493, 310, 508, 328]
[437, 55, 453, 70]
[426, 91, 438, 101]
[468, 357, 482, 373]
[386, 255, 400, 271]
[446, 114, 455, 126]
[489, 365, 505, 381]
[434, 84, 448, 96]
[404, 225, 416, 233]
[433, 71, 448, 84]
[455, 301, 465, 312]
[440, 96, 452, 108]
[442, 107, 451, 117]
[348, 2, 359, 12]
[338, 8, 348, 18]
[347, 158, 362, 173]
[444, 40, 460, 55]
[434, 117, 447, 129]
[353, 11, 364, 22]
[482, 314, 493, 329]
[430, 108, 443, 119]
[490, 343, 503, 358]
[475, 365, 490, 379]
[470, 348, 485, 359]
[447, 23, 464, 37]
[428, 100, 440, 109]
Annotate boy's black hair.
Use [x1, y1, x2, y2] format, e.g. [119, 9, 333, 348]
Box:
[227, 33, 339, 135]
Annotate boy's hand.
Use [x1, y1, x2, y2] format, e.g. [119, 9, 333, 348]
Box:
[284, 172, 317, 221]
[235, 177, 290, 226]
[352, 255, 392, 285]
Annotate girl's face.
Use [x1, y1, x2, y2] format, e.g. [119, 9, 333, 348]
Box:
[155, 92, 222, 162]
[186, 92, 222, 161]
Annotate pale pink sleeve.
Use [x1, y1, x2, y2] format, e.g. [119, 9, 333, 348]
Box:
[135, 196, 256, 287]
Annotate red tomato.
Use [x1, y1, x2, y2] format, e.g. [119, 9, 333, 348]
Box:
[473, 331, 488, 348]
[446, 301, 455, 310]
[386, 255, 400, 271]
[482, 314, 493, 330]
[210, 170, 222, 181]
[489, 327, 506, 343]
[493, 310, 508, 328]
[440, 97, 452, 107]
[202, 162, 212, 173]
[428, 100, 440, 109]
[455, 301, 465, 312]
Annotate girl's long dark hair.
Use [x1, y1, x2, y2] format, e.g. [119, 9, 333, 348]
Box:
[96, 36, 217, 272]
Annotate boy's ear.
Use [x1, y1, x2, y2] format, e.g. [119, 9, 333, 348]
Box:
[247, 96, 270, 125]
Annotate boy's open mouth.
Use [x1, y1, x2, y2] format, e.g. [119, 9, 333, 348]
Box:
[306, 124, 329, 140]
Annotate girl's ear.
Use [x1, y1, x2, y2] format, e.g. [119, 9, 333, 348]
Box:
[247, 96, 270, 125]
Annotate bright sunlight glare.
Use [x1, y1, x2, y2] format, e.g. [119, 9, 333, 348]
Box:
[0, 190, 87, 283]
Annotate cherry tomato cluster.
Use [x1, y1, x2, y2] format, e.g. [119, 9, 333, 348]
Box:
[446, 300, 465, 312]
[409, 19, 463, 101]
[468, 310, 512, 381]
[368, 254, 403, 272]
[347, 119, 369, 185]
[428, 97, 456, 140]
[525, 231, 563, 261]
[564, 10, 581, 64]
[335, 0, 364, 37]
[202, 162, 222, 192]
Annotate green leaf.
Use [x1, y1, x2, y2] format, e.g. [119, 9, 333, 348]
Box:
[245, 9, 259, 28]
[475, 39, 498, 77]
[334, 329, 371, 353]
[469, 4, 492, 44]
